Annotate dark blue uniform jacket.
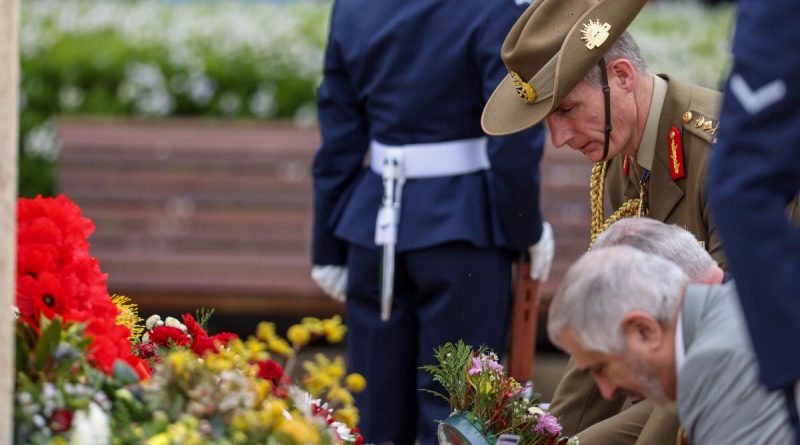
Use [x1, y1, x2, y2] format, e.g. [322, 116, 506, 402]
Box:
[312, 0, 545, 266]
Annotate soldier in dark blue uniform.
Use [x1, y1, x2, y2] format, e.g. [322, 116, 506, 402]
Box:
[708, 0, 800, 442]
[310, 0, 552, 443]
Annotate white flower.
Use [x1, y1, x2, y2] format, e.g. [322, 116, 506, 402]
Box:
[141, 332, 150, 344]
[331, 421, 356, 441]
[164, 316, 186, 331]
[145, 315, 162, 330]
[71, 402, 110, 445]
[528, 406, 545, 416]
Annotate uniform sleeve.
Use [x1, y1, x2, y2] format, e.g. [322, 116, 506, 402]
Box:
[474, 0, 546, 250]
[548, 358, 627, 435]
[311, 3, 371, 265]
[707, 0, 800, 389]
[678, 348, 791, 444]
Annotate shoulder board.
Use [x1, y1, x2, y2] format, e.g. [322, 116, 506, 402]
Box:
[680, 109, 719, 144]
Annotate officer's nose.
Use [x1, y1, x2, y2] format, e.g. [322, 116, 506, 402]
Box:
[546, 115, 572, 148]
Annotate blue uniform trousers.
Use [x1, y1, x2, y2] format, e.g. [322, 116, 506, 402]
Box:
[345, 241, 513, 444]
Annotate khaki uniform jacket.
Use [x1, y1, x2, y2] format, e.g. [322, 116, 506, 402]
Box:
[605, 75, 725, 267]
[550, 75, 800, 445]
[551, 76, 720, 445]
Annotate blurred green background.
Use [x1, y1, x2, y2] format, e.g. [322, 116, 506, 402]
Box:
[17, 0, 734, 198]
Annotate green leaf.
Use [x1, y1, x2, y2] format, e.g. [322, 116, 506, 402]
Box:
[112, 361, 140, 386]
[34, 317, 62, 370]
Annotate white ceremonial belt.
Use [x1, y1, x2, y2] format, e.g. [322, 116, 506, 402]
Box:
[371, 137, 489, 322]
[369, 137, 490, 178]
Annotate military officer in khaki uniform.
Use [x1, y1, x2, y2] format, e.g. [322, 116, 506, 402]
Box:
[482, 0, 729, 444]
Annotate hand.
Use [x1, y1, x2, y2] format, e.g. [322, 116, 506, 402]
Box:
[311, 265, 348, 303]
[528, 222, 554, 281]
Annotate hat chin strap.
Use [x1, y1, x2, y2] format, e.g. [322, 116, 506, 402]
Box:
[598, 57, 612, 161]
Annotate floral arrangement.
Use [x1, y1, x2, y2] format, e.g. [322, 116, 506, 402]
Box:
[13, 195, 364, 444]
[423, 341, 578, 445]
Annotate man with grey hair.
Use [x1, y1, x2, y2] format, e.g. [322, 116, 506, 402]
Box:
[593, 217, 724, 284]
[548, 246, 793, 444]
[551, 217, 725, 444]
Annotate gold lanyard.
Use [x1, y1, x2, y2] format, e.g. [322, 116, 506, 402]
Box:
[589, 160, 650, 246]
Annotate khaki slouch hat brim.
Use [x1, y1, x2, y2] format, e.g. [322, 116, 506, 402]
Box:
[482, 0, 647, 136]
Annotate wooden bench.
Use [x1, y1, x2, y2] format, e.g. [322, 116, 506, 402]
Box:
[56, 117, 592, 319]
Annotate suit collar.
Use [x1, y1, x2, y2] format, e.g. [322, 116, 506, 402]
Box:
[680, 283, 711, 351]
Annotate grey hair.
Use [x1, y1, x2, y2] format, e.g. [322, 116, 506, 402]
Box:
[583, 31, 649, 85]
[593, 218, 716, 282]
[548, 245, 688, 354]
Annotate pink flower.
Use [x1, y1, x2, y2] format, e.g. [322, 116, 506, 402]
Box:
[486, 359, 503, 374]
[534, 412, 563, 436]
[468, 356, 482, 375]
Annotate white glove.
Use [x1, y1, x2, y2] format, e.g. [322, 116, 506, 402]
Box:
[311, 265, 348, 303]
[528, 222, 554, 281]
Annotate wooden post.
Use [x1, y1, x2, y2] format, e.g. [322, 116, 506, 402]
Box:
[0, 0, 21, 442]
[508, 259, 541, 383]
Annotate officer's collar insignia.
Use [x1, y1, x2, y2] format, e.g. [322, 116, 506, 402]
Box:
[509, 71, 537, 104]
[581, 20, 612, 50]
[667, 126, 686, 180]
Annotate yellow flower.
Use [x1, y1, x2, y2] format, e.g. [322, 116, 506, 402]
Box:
[327, 385, 354, 406]
[268, 337, 294, 356]
[287, 324, 311, 347]
[334, 406, 360, 428]
[242, 338, 269, 361]
[300, 317, 324, 335]
[112, 294, 144, 341]
[146, 433, 170, 445]
[322, 315, 347, 343]
[253, 379, 272, 404]
[256, 322, 278, 342]
[278, 419, 319, 444]
[52, 437, 67, 445]
[167, 350, 195, 376]
[345, 373, 367, 393]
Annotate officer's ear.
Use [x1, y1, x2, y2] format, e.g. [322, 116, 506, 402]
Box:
[608, 59, 637, 93]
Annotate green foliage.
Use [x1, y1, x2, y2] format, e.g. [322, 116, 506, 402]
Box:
[19, 0, 332, 197]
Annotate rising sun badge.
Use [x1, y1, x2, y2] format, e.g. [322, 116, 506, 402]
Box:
[581, 20, 612, 50]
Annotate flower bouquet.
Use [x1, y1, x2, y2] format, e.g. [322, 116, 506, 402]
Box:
[13, 195, 364, 444]
[422, 341, 578, 445]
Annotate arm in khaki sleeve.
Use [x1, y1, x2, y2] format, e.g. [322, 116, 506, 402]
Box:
[548, 357, 627, 436]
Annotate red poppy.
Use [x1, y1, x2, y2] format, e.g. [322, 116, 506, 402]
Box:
[256, 359, 285, 385]
[190, 332, 238, 356]
[181, 313, 208, 339]
[149, 326, 191, 347]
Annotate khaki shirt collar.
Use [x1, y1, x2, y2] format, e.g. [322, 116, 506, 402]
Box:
[636, 74, 668, 171]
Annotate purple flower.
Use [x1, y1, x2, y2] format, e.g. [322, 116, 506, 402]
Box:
[534, 413, 563, 436]
[468, 356, 482, 375]
[486, 359, 503, 374]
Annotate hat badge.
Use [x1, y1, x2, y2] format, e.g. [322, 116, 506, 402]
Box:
[509, 71, 537, 104]
[581, 19, 612, 50]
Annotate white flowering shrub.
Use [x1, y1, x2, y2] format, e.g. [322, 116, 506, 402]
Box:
[19, 0, 330, 196]
[18, 0, 732, 197]
[630, 1, 735, 89]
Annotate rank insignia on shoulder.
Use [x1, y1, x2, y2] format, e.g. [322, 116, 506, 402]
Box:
[667, 126, 686, 180]
[682, 109, 718, 143]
